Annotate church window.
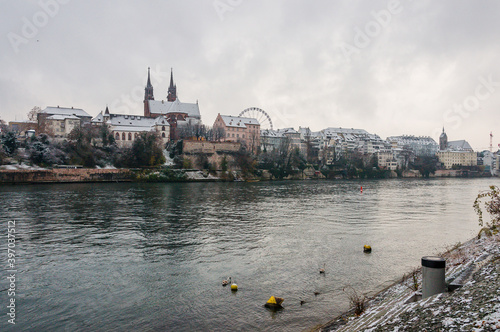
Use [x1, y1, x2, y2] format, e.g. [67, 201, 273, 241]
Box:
[162, 132, 165, 138]
[122, 133, 125, 140]
[135, 133, 138, 138]
[232, 134, 235, 137]
[128, 133, 132, 140]
[115, 133, 120, 140]
[162, 126, 165, 131]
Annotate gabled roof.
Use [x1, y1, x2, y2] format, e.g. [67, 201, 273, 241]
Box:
[219, 115, 259, 128]
[277, 127, 299, 134]
[261, 129, 284, 138]
[448, 140, 473, 151]
[148, 99, 200, 119]
[41, 106, 91, 118]
[92, 111, 104, 123]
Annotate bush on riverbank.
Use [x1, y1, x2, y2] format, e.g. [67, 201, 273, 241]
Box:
[134, 168, 187, 182]
[474, 185, 500, 234]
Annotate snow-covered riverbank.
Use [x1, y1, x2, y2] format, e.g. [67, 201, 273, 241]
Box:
[321, 233, 500, 331]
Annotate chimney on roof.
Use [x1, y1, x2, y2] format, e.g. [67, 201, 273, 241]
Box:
[72, 107, 74, 109]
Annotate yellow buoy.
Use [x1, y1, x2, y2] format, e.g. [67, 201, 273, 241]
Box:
[267, 296, 277, 305]
[231, 283, 238, 291]
[363, 245, 372, 253]
[265, 296, 284, 309]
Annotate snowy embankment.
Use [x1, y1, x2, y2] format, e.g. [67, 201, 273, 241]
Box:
[322, 233, 500, 331]
[0, 163, 47, 170]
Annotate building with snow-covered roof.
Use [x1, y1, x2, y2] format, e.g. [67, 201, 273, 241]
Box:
[213, 113, 260, 153]
[386, 135, 438, 157]
[317, 127, 386, 161]
[92, 107, 169, 147]
[260, 129, 284, 152]
[38, 106, 92, 137]
[436, 128, 476, 169]
[143, 68, 201, 140]
[260, 128, 304, 153]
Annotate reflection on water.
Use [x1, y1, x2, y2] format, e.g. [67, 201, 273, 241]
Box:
[0, 178, 495, 331]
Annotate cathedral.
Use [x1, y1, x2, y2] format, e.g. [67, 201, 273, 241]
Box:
[143, 68, 201, 140]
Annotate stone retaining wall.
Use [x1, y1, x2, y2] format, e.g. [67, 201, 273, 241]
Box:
[183, 140, 241, 154]
[0, 169, 133, 184]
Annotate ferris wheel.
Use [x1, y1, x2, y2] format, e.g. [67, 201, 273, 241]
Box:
[238, 107, 273, 130]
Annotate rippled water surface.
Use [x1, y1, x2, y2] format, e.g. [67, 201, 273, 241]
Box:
[0, 178, 497, 331]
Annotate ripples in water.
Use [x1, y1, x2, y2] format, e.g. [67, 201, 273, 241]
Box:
[0, 178, 494, 331]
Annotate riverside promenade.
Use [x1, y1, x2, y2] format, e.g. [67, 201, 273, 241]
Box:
[320, 233, 500, 331]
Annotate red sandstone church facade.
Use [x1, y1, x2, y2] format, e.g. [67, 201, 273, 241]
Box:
[143, 68, 201, 140]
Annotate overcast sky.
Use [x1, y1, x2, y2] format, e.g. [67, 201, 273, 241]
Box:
[1, 0, 499, 150]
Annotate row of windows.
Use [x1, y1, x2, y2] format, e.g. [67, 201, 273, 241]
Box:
[115, 132, 167, 141]
[227, 133, 244, 138]
[227, 126, 259, 132]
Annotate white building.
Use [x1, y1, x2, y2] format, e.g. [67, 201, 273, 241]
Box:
[92, 107, 169, 147]
[437, 138, 476, 169]
[317, 127, 388, 161]
[377, 149, 398, 170]
[386, 135, 438, 157]
[38, 106, 92, 137]
[260, 128, 304, 154]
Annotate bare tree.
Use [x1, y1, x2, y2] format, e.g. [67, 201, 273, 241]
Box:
[213, 126, 225, 142]
[36, 112, 54, 136]
[27, 106, 41, 122]
[399, 145, 414, 170]
[249, 130, 260, 155]
[303, 127, 313, 163]
[0, 117, 7, 133]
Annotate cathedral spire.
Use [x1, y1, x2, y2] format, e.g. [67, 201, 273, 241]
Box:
[167, 68, 177, 102]
[146, 67, 152, 88]
[144, 67, 154, 117]
[169, 68, 174, 88]
[439, 127, 448, 151]
[144, 67, 154, 102]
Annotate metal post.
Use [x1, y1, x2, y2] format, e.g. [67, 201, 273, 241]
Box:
[422, 256, 446, 299]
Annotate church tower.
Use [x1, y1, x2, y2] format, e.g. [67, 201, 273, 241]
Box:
[439, 127, 448, 151]
[167, 68, 177, 102]
[144, 67, 155, 117]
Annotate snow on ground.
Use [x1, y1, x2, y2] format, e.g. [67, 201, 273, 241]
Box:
[0, 163, 47, 170]
[184, 170, 220, 181]
[322, 233, 500, 331]
[163, 149, 174, 166]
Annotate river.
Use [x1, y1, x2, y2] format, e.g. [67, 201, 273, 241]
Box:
[0, 178, 497, 331]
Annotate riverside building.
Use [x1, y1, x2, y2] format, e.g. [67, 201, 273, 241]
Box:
[143, 68, 201, 140]
[436, 128, 476, 169]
